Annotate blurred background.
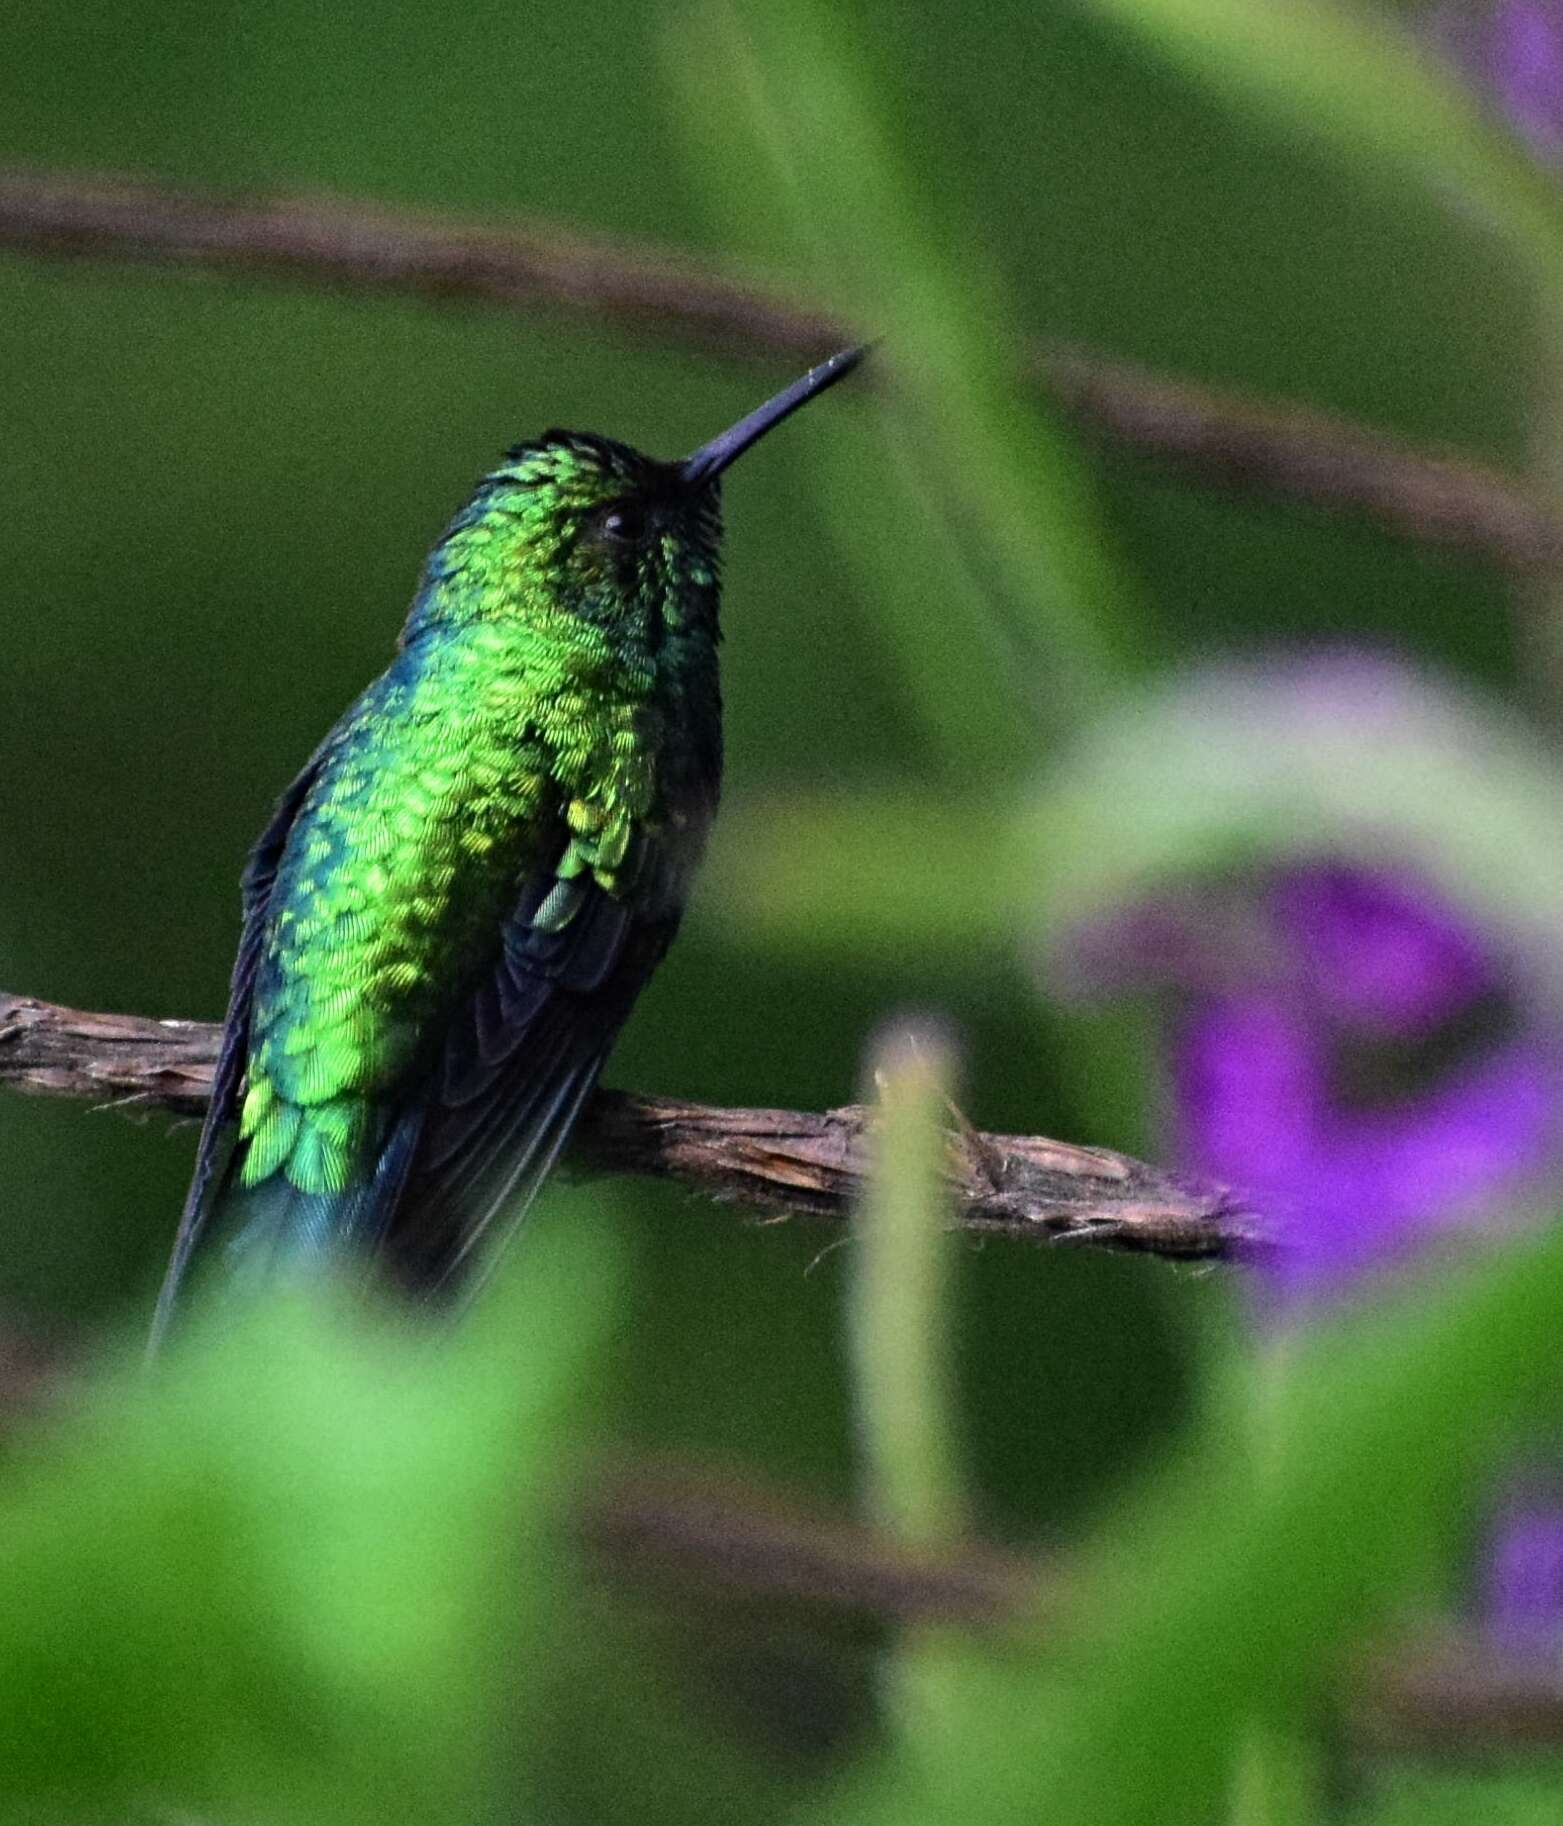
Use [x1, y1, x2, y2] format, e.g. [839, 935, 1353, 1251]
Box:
[7, 1, 1563, 1820]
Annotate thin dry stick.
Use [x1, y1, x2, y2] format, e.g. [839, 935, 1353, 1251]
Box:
[0, 990, 1269, 1261]
[584, 1467, 1563, 1747]
[2, 167, 1558, 569]
[1354, 1631, 1563, 1752]
[579, 1461, 1035, 1627]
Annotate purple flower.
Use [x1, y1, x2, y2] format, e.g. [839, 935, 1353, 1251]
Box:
[1272, 866, 1492, 1038]
[1428, 1, 1563, 166]
[1066, 858, 1563, 1308]
[1481, 1481, 1563, 1657]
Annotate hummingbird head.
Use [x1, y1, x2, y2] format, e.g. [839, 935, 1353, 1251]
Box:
[406, 346, 867, 652]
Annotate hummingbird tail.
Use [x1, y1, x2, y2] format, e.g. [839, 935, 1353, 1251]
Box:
[219, 1099, 424, 1288]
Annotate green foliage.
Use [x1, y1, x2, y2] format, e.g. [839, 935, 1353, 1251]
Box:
[1353, 1765, 1563, 1825]
[809, 1215, 1563, 1824]
[0, 1215, 623, 1824]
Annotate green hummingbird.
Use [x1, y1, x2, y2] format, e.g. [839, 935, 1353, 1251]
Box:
[154, 346, 866, 1338]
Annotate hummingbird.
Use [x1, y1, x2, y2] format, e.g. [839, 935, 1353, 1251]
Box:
[154, 345, 866, 1339]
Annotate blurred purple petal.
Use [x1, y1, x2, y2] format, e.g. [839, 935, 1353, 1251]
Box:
[1060, 899, 1218, 999]
[1264, 1041, 1562, 1306]
[1172, 995, 1320, 1194]
[1271, 863, 1495, 1037]
[1429, 0, 1563, 164]
[1482, 1483, 1563, 1657]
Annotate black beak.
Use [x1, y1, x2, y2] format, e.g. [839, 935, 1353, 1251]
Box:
[680, 345, 868, 488]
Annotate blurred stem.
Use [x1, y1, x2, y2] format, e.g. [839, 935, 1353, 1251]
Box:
[1082, 0, 1563, 316]
[1231, 1329, 1327, 1826]
[1230, 1724, 1325, 1826]
[853, 1024, 966, 1548]
[853, 1022, 971, 1742]
[670, 3, 1141, 774]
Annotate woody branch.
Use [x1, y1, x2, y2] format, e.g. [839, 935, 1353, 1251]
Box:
[0, 991, 1269, 1262]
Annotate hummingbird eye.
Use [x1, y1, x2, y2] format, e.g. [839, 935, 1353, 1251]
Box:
[598, 501, 650, 546]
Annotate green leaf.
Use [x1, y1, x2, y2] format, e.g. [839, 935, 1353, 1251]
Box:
[0, 1213, 624, 1824]
[1354, 1763, 1563, 1826]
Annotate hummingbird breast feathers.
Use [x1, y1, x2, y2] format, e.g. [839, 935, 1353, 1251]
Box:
[239, 617, 673, 1179]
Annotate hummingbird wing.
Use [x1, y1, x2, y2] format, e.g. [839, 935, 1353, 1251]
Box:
[149, 753, 328, 1347]
[155, 774, 677, 1326]
[378, 857, 677, 1295]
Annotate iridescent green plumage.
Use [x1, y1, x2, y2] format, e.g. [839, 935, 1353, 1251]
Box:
[155, 349, 864, 1335]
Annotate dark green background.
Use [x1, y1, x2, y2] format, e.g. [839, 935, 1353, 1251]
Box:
[0, 0, 1528, 1545]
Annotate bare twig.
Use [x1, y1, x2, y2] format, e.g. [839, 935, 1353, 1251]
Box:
[0, 167, 838, 360]
[1354, 1631, 1563, 1753]
[0, 990, 1269, 1261]
[1044, 349, 1563, 570]
[579, 1461, 1035, 1627]
[2, 167, 1558, 570]
[584, 1467, 1563, 1748]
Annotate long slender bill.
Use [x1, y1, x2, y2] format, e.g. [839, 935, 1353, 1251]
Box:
[680, 344, 869, 486]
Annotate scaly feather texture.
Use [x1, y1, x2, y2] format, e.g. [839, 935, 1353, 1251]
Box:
[154, 350, 863, 1338]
